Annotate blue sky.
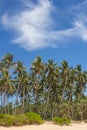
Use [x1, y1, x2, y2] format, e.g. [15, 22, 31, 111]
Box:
[0, 0, 87, 70]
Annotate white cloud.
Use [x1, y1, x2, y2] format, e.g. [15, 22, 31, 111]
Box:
[69, 0, 87, 41]
[52, 0, 87, 43]
[2, 0, 55, 50]
[1, 0, 87, 51]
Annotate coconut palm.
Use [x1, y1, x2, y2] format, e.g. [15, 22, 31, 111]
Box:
[31, 56, 45, 113]
[45, 60, 60, 119]
[75, 65, 87, 101]
[13, 61, 26, 114]
[0, 53, 14, 114]
[60, 61, 70, 103]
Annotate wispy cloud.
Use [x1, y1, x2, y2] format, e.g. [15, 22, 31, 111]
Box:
[69, 0, 87, 41]
[50, 0, 87, 43]
[2, 0, 56, 50]
[1, 0, 87, 51]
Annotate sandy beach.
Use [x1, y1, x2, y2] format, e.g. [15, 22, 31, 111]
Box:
[0, 122, 87, 130]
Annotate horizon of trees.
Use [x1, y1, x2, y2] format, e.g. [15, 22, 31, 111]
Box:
[0, 53, 87, 120]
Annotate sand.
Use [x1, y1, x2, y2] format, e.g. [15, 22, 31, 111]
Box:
[0, 122, 87, 130]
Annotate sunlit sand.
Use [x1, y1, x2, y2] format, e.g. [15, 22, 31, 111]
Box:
[0, 121, 87, 130]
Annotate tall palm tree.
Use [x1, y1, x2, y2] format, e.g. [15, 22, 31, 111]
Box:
[75, 65, 87, 101]
[31, 56, 45, 113]
[0, 53, 14, 114]
[13, 61, 26, 114]
[45, 60, 60, 119]
[60, 61, 70, 103]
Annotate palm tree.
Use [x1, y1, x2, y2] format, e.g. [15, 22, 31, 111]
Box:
[45, 60, 60, 119]
[31, 56, 45, 113]
[75, 65, 87, 101]
[1, 53, 13, 69]
[13, 61, 27, 114]
[60, 61, 70, 103]
[0, 53, 14, 114]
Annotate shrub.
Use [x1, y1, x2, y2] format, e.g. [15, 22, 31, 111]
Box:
[0, 112, 43, 126]
[0, 114, 26, 126]
[14, 114, 30, 126]
[53, 117, 71, 125]
[0, 114, 5, 119]
[25, 112, 43, 124]
[0, 114, 15, 126]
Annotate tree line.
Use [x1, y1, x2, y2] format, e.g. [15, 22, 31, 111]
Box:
[0, 53, 87, 120]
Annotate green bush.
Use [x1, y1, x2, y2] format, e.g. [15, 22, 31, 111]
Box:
[0, 114, 16, 126]
[0, 114, 5, 119]
[53, 117, 71, 125]
[0, 112, 43, 126]
[12, 114, 27, 126]
[25, 112, 43, 124]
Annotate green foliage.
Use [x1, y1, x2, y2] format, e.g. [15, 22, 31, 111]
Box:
[0, 114, 16, 126]
[0, 113, 43, 126]
[13, 114, 28, 126]
[0, 114, 4, 119]
[53, 117, 71, 125]
[0, 53, 87, 121]
[25, 112, 43, 124]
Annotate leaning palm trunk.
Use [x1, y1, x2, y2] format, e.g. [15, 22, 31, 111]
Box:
[22, 89, 25, 113]
[4, 91, 7, 114]
[60, 76, 68, 104]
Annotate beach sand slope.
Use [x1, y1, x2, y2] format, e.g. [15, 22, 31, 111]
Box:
[0, 122, 87, 130]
